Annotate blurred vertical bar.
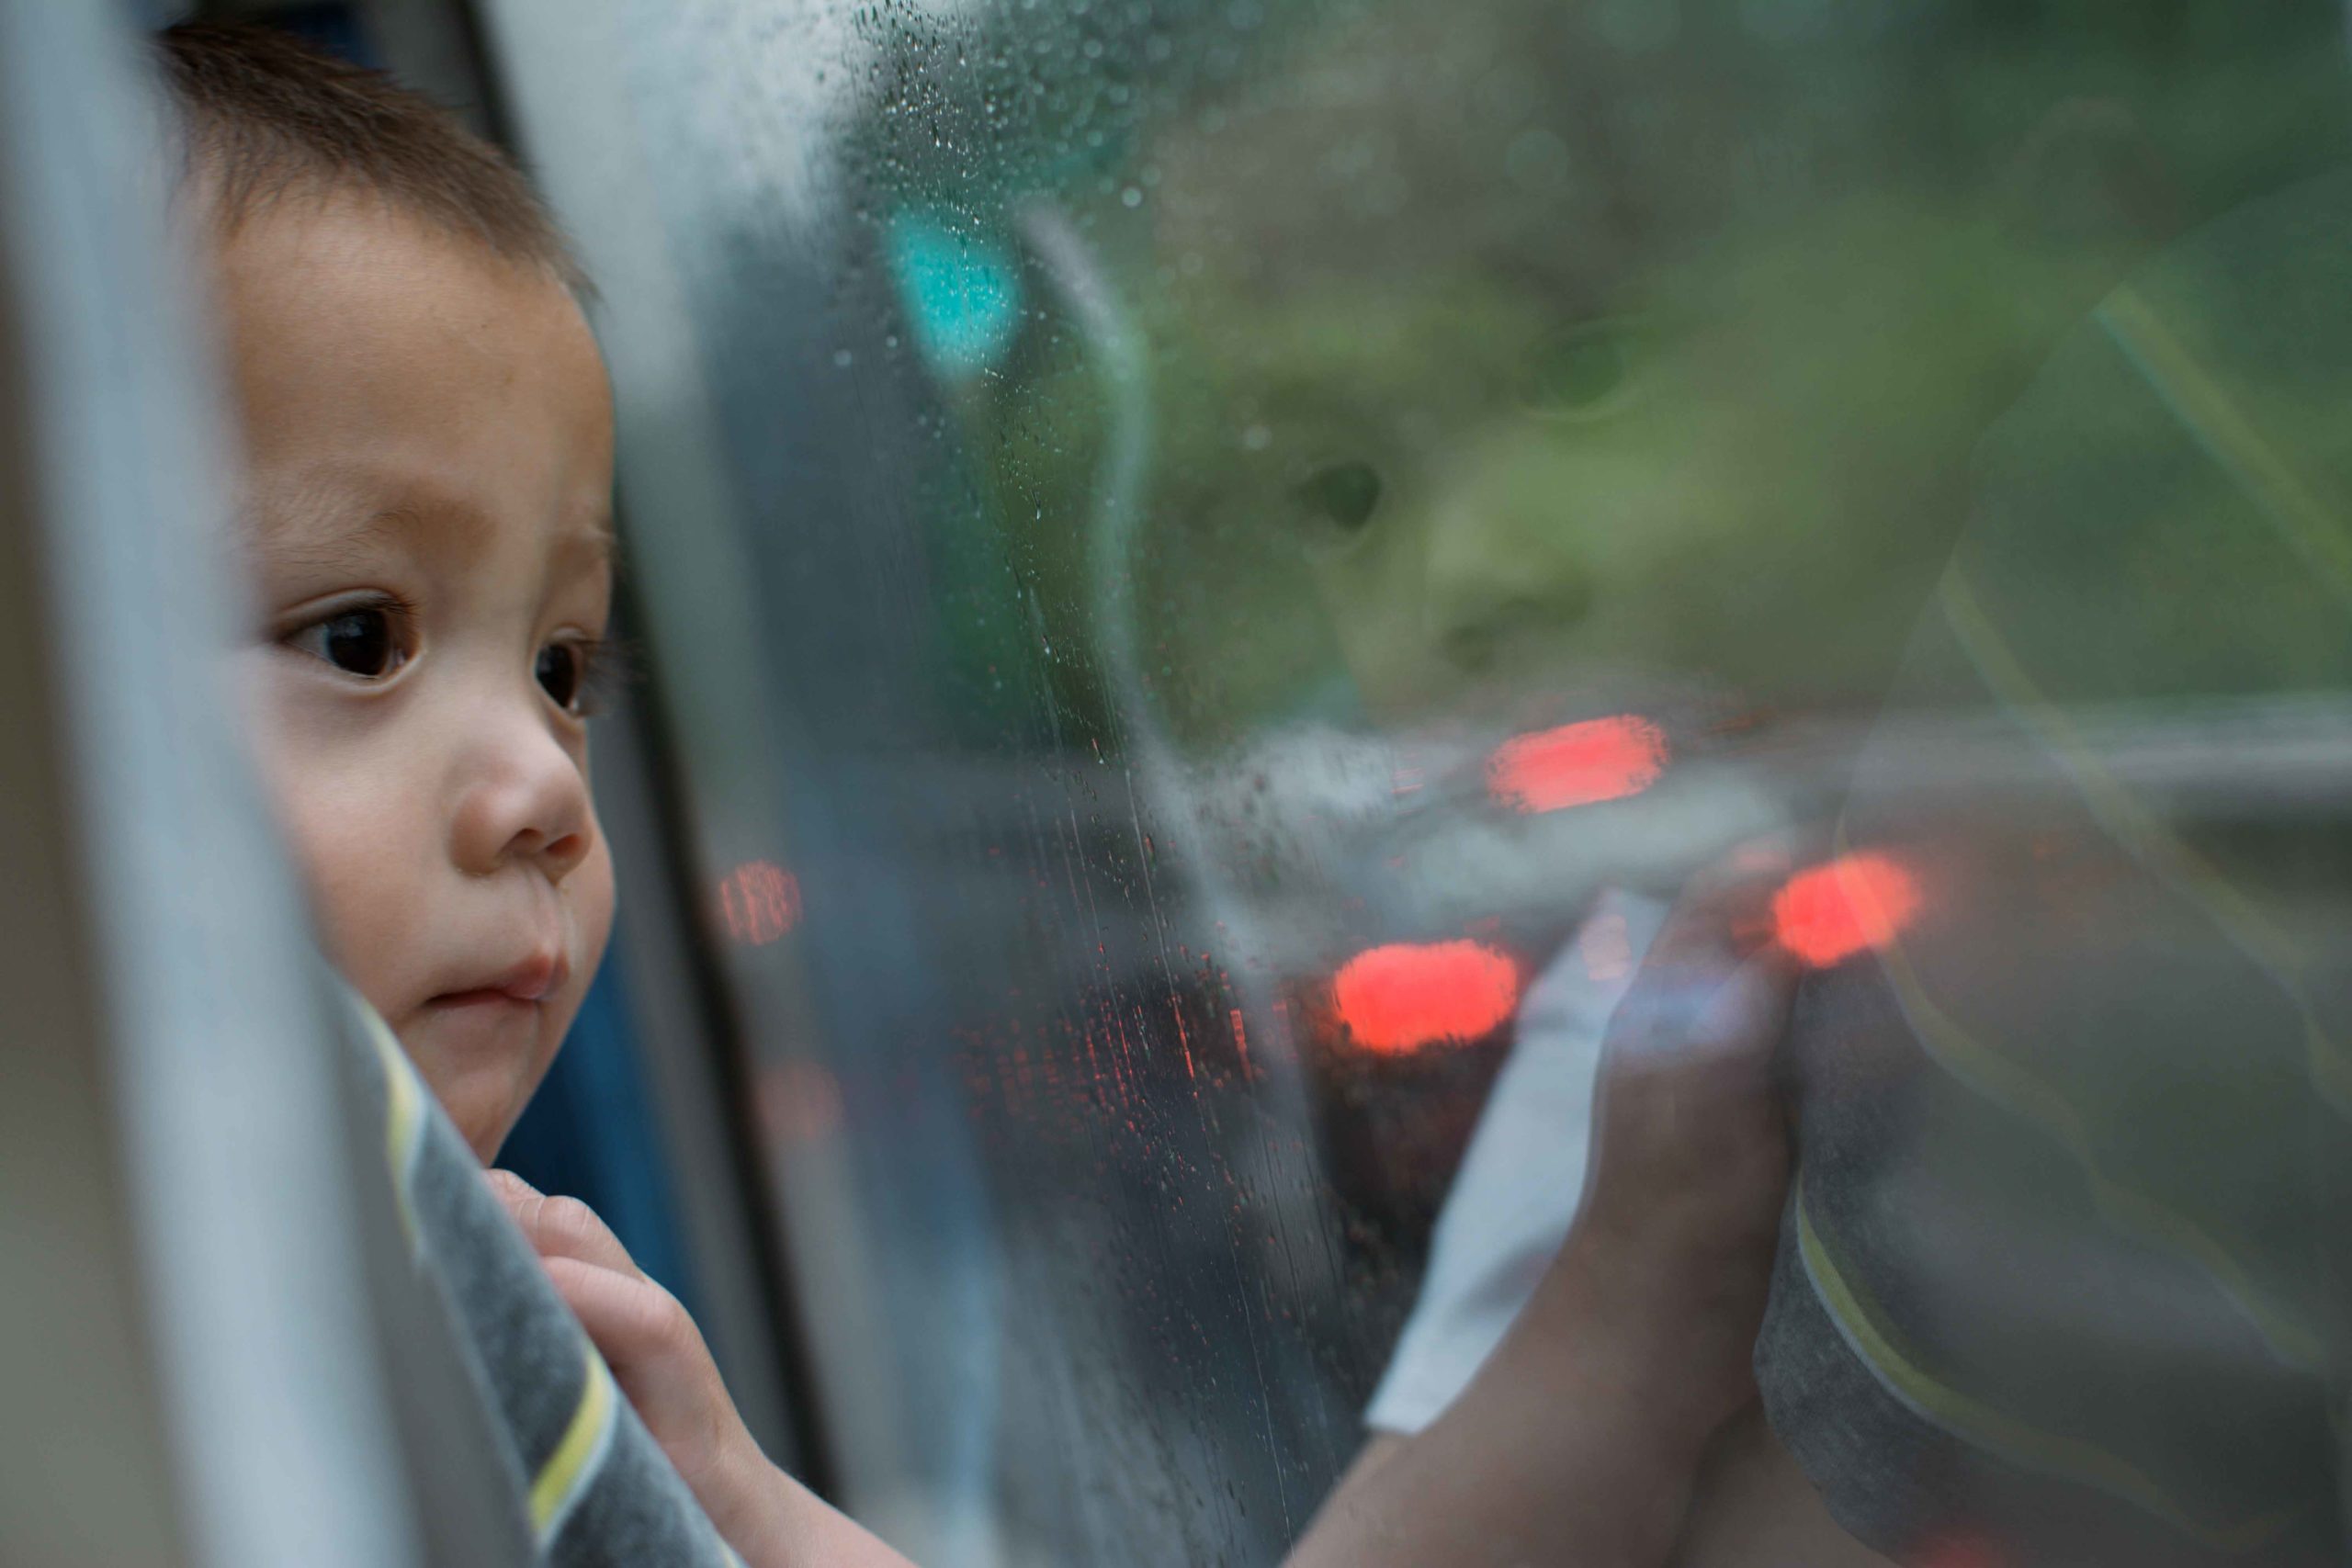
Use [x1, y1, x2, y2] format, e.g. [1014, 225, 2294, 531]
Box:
[0, 132, 187, 1568]
[0, 4, 415, 1566]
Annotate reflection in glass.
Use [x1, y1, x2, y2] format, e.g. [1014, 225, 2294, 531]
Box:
[489, 0, 2352, 1561]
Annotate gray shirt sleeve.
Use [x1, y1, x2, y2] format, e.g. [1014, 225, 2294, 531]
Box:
[332, 983, 745, 1567]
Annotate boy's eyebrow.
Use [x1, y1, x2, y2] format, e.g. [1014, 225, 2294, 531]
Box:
[561, 511, 618, 575]
[251, 502, 422, 571]
[253, 488, 617, 578]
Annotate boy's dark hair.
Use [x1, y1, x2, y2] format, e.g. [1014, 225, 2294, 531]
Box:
[154, 22, 587, 295]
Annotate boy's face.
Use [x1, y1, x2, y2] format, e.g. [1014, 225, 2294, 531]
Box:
[1151, 211, 2021, 732]
[1051, 3, 2064, 751]
[219, 197, 617, 1161]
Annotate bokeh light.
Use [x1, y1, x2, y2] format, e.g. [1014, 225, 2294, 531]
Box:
[1487, 715, 1670, 814]
[718, 859, 802, 945]
[1332, 941, 1521, 1055]
[1771, 852, 1920, 968]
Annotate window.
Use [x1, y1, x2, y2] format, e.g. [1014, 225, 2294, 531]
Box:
[483, 2, 2352, 1561]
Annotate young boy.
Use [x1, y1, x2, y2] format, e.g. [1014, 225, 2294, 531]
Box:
[166, 21, 1810, 1568]
[159, 24, 909, 1566]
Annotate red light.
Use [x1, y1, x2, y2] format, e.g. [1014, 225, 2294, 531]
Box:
[1771, 852, 1920, 968]
[718, 860, 801, 944]
[1332, 941, 1521, 1055]
[1487, 716, 1669, 814]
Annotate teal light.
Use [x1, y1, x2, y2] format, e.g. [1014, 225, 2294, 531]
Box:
[886, 209, 1024, 380]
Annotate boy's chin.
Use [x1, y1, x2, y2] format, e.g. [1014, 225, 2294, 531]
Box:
[396, 1001, 557, 1163]
[457, 1089, 536, 1166]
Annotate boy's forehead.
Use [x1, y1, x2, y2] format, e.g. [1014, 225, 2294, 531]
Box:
[215, 198, 615, 572]
[1148, 31, 1631, 310]
[214, 194, 604, 396]
[1136, 0, 2006, 317]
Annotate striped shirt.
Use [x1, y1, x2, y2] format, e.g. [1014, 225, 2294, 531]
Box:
[337, 988, 746, 1567]
[1756, 168, 2352, 1567]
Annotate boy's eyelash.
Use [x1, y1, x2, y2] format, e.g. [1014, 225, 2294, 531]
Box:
[278, 589, 419, 640]
[572, 635, 642, 717]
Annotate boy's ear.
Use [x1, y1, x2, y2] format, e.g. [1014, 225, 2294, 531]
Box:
[1999, 96, 2184, 254]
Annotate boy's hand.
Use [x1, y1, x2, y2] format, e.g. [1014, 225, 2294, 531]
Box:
[483, 1171, 776, 1553]
[1288, 855, 1802, 1567]
[486, 1173, 920, 1568]
[1562, 847, 1798, 1433]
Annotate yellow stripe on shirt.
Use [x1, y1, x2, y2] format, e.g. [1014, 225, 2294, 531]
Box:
[530, 1342, 619, 1547]
[2096, 286, 2352, 605]
[1862, 900, 2330, 1372]
[1939, 570, 2352, 1124]
[357, 1002, 425, 1254]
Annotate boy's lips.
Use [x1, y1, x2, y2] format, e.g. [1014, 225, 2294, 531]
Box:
[430, 949, 569, 1009]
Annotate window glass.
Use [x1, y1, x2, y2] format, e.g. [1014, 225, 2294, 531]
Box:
[485, 2, 2352, 1562]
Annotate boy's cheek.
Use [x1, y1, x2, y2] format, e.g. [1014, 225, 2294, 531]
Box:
[300, 799, 435, 1017]
[238, 659, 620, 1144]
[239, 684, 434, 1007]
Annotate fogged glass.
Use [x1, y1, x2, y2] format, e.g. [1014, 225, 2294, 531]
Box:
[502, 2, 2352, 1562]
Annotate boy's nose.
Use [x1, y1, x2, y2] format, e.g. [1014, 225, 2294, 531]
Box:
[1419, 471, 1594, 678]
[449, 702, 596, 885]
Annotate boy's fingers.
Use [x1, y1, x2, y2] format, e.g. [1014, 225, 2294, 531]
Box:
[1606, 952, 1792, 1101]
[539, 1258, 748, 1495]
[1612, 841, 1799, 1053]
[484, 1169, 644, 1280]
[1645, 836, 1802, 967]
[1688, 949, 1795, 1077]
[1613, 918, 1790, 1062]
[1611, 835, 1810, 1044]
[482, 1168, 552, 1213]
[540, 1255, 699, 1372]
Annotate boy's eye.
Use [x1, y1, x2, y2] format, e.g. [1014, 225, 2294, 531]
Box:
[1525, 319, 1646, 423]
[536, 639, 611, 716]
[1295, 459, 1385, 534]
[538, 637, 633, 717]
[536, 642, 582, 712]
[286, 606, 407, 679]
